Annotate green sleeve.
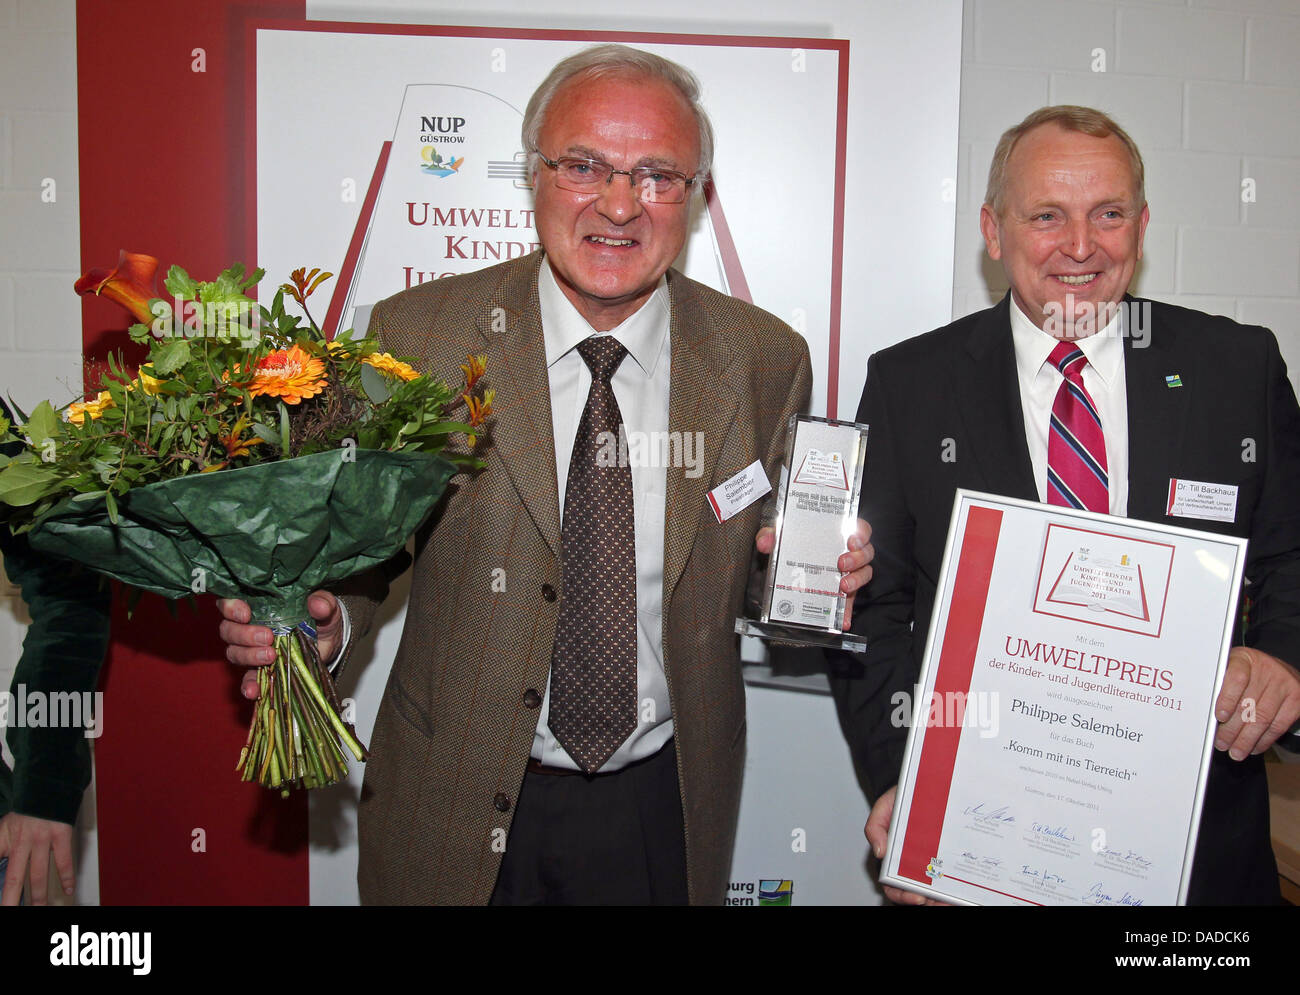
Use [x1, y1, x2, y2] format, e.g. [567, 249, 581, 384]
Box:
[0, 398, 112, 824]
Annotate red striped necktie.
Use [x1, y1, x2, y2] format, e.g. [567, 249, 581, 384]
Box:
[1046, 340, 1109, 514]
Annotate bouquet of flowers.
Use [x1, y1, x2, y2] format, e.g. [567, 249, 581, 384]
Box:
[0, 251, 492, 794]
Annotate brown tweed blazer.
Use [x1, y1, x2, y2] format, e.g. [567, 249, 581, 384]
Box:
[338, 250, 811, 904]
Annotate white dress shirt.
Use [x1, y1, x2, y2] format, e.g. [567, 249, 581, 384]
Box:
[332, 264, 674, 771]
[1009, 295, 1130, 517]
[532, 260, 674, 771]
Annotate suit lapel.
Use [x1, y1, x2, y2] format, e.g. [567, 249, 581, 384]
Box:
[663, 272, 741, 603]
[478, 255, 562, 556]
[1123, 298, 1189, 522]
[955, 295, 1038, 501]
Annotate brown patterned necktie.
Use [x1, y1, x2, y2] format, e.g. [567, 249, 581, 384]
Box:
[548, 335, 638, 772]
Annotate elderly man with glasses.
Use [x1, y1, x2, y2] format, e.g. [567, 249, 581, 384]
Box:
[217, 43, 873, 905]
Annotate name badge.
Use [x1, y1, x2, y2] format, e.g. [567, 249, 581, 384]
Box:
[707, 459, 771, 523]
[1166, 478, 1238, 524]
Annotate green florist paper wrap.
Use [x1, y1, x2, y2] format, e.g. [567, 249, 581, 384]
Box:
[25, 446, 457, 794]
[27, 447, 455, 628]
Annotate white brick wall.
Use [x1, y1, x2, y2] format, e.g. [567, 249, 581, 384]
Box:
[0, 0, 94, 907]
[0, 0, 80, 412]
[955, 0, 1300, 396]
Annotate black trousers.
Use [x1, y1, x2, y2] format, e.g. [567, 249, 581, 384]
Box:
[489, 739, 689, 905]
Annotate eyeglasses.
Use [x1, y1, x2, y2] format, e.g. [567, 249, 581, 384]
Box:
[534, 151, 696, 204]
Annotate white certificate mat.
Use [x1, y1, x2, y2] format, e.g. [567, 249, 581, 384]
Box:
[881, 491, 1248, 906]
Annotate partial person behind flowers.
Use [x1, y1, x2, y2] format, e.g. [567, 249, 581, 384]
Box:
[0, 396, 112, 905]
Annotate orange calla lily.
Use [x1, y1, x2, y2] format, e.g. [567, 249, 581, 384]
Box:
[74, 250, 160, 325]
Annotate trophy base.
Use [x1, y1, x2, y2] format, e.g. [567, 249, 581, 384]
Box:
[734, 617, 866, 653]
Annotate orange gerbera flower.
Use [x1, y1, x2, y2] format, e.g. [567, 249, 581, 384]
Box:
[67, 390, 115, 425]
[362, 352, 419, 382]
[249, 344, 326, 404]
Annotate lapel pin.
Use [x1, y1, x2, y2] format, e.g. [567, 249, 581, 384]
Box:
[1165, 374, 1183, 388]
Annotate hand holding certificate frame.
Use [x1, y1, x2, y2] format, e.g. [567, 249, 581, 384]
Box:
[735, 414, 868, 652]
[881, 491, 1247, 906]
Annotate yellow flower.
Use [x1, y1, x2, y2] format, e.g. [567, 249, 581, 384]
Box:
[67, 391, 115, 425]
[325, 339, 351, 359]
[249, 344, 327, 405]
[126, 366, 163, 396]
[203, 415, 264, 472]
[465, 388, 494, 447]
[363, 351, 419, 382]
[221, 415, 263, 460]
[460, 353, 486, 390]
[281, 267, 333, 308]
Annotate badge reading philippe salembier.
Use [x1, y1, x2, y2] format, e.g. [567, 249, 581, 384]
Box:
[707, 460, 771, 523]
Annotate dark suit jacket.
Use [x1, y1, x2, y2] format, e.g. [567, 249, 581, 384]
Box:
[0, 398, 111, 826]
[337, 251, 811, 904]
[831, 293, 1300, 904]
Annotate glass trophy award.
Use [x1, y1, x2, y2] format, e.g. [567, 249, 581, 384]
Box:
[735, 414, 869, 652]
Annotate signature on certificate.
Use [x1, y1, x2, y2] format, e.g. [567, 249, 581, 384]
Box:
[1030, 822, 1077, 842]
[1097, 846, 1152, 868]
[964, 802, 1016, 824]
[1084, 881, 1144, 906]
[1019, 865, 1067, 885]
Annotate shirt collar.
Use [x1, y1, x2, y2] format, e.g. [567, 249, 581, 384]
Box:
[538, 258, 669, 376]
[1009, 292, 1124, 389]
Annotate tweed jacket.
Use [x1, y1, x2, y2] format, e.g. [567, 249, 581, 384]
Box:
[337, 251, 811, 904]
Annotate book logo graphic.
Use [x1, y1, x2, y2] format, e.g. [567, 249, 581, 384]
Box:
[1046, 550, 1149, 621]
[1033, 524, 1175, 638]
[793, 448, 848, 489]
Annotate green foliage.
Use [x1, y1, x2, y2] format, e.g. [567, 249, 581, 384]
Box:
[0, 262, 493, 534]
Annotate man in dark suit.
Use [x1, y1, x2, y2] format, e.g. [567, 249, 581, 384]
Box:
[832, 105, 1300, 904]
[218, 44, 872, 904]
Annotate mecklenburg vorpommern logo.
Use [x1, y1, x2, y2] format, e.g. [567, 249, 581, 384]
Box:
[758, 880, 793, 905]
[420, 114, 466, 177]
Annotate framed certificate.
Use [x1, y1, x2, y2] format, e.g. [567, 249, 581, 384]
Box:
[881, 490, 1248, 906]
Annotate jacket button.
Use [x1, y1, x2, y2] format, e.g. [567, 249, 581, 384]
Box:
[541, 583, 557, 602]
[523, 689, 542, 709]
[493, 792, 511, 812]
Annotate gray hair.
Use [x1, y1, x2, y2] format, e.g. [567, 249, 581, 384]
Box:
[522, 43, 714, 187]
[985, 105, 1146, 215]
